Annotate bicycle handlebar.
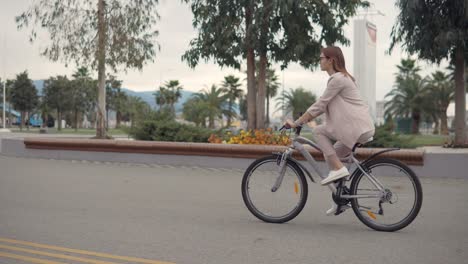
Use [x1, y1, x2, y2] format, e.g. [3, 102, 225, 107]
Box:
[279, 125, 302, 136]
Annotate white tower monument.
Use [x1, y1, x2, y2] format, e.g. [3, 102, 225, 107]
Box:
[353, 19, 377, 121]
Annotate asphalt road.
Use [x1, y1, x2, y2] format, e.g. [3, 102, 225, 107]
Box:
[0, 155, 467, 264]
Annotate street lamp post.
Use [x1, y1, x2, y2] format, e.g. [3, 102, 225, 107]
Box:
[0, 79, 11, 133]
[1, 31, 10, 133]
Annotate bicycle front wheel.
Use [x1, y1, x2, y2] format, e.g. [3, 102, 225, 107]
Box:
[350, 158, 423, 232]
[242, 155, 308, 223]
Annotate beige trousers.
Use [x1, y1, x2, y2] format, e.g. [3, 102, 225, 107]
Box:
[313, 125, 375, 159]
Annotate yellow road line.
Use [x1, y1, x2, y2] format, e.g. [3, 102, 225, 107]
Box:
[0, 238, 175, 264]
[0, 251, 66, 264]
[0, 244, 118, 264]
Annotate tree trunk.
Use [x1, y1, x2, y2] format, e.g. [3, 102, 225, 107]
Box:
[20, 111, 24, 131]
[96, 0, 107, 138]
[26, 112, 30, 131]
[227, 99, 233, 127]
[256, 0, 271, 129]
[209, 115, 214, 129]
[454, 44, 466, 145]
[106, 108, 109, 129]
[266, 94, 270, 127]
[171, 103, 175, 117]
[432, 114, 439, 135]
[411, 111, 420, 134]
[74, 109, 79, 132]
[42, 110, 48, 129]
[116, 111, 121, 128]
[257, 55, 267, 129]
[57, 110, 62, 131]
[245, 1, 256, 130]
[7, 104, 11, 128]
[440, 108, 449, 135]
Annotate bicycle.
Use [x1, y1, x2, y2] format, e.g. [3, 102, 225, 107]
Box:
[241, 126, 423, 232]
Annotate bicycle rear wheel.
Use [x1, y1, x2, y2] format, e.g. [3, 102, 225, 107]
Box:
[350, 158, 423, 232]
[241, 155, 308, 223]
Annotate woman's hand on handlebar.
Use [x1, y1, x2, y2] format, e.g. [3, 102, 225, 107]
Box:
[283, 119, 297, 129]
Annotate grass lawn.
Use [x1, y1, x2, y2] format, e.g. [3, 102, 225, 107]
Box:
[285, 130, 448, 147]
[399, 134, 449, 147]
[10, 127, 128, 136]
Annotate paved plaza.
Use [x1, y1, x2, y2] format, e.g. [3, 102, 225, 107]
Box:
[0, 154, 467, 264]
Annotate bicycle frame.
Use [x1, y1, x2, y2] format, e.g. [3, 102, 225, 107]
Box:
[273, 132, 386, 200]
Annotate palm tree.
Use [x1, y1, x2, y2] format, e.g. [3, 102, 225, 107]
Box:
[239, 94, 247, 121]
[425, 71, 454, 135]
[70, 67, 95, 131]
[127, 96, 150, 128]
[154, 86, 168, 111]
[276, 87, 316, 120]
[194, 85, 229, 128]
[183, 97, 209, 127]
[385, 59, 426, 134]
[162, 80, 183, 116]
[265, 68, 280, 126]
[397, 58, 421, 78]
[221, 75, 243, 127]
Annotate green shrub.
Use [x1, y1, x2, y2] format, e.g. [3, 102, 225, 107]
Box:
[364, 123, 416, 149]
[128, 120, 212, 142]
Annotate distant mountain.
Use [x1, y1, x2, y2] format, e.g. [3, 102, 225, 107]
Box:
[33, 80, 195, 112]
[121, 88, 195, 111]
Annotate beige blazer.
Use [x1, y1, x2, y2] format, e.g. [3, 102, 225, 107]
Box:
[307, 72, 375, 149]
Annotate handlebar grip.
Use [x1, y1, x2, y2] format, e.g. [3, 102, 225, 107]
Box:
[295, 125, 302, 136]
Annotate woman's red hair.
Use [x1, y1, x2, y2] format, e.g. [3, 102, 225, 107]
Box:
[321, 46, 355, 82]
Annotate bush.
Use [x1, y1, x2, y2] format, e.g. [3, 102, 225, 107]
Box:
[364, 123, 416, 148]
[128, 120, 212, 142]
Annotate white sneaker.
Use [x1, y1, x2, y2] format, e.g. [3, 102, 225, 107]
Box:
[321, 167, 350, 185]
[326, 203, 339, 216]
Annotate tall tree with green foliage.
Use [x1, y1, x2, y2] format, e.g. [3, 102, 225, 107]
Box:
[71, 67, 96, 131]
[160, 80, 183, 116]
[154, 86, 168, 111]
[10, 71, 39, 131]
[126, 96, 151, 128]
[264, 68, 280, 126]
[426, 71, 455, 135]
[221, 75, 243, 127]
[105, 75, 125, 129]
[17, 0, 161, 138]
[193, 85, 229, 128]
[183, 97, 208, 127]
[276, 87, 316, 120]
[43, 75, 72, 131]
[390, 0, 467, 145]
[385, 59, 426, 134]
[183, 0, 367, 129]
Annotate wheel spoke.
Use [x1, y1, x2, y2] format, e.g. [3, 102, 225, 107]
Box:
[350, 159, 422, 232]
[242, 156, 308, 223]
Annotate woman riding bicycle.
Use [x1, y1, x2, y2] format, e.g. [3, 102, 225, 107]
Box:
[284, 46, 375, 213]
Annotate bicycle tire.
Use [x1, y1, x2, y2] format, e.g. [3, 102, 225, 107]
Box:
[241, 155, 308, 223]
[350, 158, 423, 232]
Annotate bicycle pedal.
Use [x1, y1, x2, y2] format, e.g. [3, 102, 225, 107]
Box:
[334, 204, 351, 216]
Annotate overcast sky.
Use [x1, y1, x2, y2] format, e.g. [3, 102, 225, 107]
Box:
[1, 0, 450, 103]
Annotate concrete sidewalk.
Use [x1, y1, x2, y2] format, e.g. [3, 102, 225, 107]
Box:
[1, 132, 467, 179]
